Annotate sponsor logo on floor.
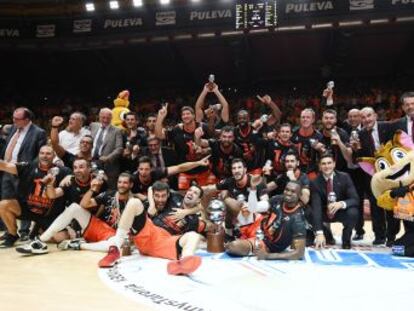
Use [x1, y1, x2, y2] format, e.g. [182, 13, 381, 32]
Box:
[99, 248, 414, 311]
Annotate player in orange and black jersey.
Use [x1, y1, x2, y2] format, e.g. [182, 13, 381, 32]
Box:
[292, 109, 324, 179]
[226, 181, 306, 260]
[0, 145, 71, 248]
[194, 126, 243, 180]
[234, 110, 268, 175]
[155, 104, 215, 190]
[265, 123, 299, 176]
[98, 182, 208, 275]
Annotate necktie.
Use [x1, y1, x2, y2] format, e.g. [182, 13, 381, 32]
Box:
[4, 129, 21, 162]
[93, 126, 105, 159]
[368, 128, 375, 153]
[326, 177, 333, 194]
[411, 118, 414, 142]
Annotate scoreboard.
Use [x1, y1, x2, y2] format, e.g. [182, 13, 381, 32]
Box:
[235, 1, 278, 30]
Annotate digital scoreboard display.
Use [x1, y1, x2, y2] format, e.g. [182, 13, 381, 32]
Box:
[235, 1, 277, 30]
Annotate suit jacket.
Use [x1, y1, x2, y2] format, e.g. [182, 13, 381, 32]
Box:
[90, 123, 123, 188]
[391, 116, 408, 134]
[310, 170, 359, 231]
[356, 121, 393, 158]
[141, 146, 178, 168]
[1, 124, 47, 162]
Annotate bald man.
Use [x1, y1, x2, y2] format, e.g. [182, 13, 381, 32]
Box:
[90, 108, 123, 189]
[352, 107, 396, 246]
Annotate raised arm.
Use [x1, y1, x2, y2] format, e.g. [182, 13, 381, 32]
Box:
[50, 116, 66, 158]
[155, 103, 168, 140]
[212, 84, 229, 123]
[257, 95, 281, 126]
[166, 155, 210, 176]
[195, 84, 210, 123]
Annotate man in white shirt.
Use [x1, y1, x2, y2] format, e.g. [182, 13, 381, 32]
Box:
[58, 112, 90, 155]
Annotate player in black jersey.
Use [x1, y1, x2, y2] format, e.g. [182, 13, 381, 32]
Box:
[203, 158, 269, 239]
[16, 173, 137, 255]
[265, 151, 310, 204]
[194, 126, 243, 180]
[0, 145, 71, 248]
[131, 155, 210, 200]
[155, 104, 215, 190]
[98, 182, 208, 275]
[264, 123, 299, 176]
[292, 108, 325, 179]
[226, 181, 306, 260]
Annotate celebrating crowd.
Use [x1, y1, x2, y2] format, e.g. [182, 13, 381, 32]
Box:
[0, 80, 413, 275]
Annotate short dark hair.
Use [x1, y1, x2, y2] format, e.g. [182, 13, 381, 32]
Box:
[118, 172, 134, 183]
[283, 149, 299, 162]
[190, 181, 203, 199]
[152, 181, 170, 194]
[220, 126, 234, 134]
[146, 113, 157, 120]
[278, 123, 292, 131]
[231, 158, 246, 168]
[125, 112, 137, 120]
[323, 109, 337, 117]
[138, 156, 153, 167]
[319, 152, 335, 162]
[400, 92, 414, 104]
[181, 106, 195, 115]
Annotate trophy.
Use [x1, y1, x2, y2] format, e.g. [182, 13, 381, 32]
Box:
[327, 81, 335, 90]
[207, 74, 215, 91]
[330, 129, 338, 145]
[327, 191, 337, 219]
[260, 114, 270, 123]
[95, 170, 106, 182]
[351, 130, 359, 141]
[207, 199, 226, 253]
[255, 228, 265, 250]
[48, 167, 60, 177]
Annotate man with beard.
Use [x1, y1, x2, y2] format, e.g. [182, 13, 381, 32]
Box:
[98, 182, 208, 275]
[234, 110, 267, 175]
[226, 181, 306, 260]
[194, 126, 243, 180]
[292, 108, 324, 179]
[155, 104, 215, 190]
[0, 145, 71, 248]
[121, 112, 148, 172]
[50, 116, 93, 169]
[264, 123, 298, 176]
[16, 173, 135, 254]
[144, 113, 157, 138]
[265, 151, 310, 204]
[203, 158, 269, 240]
[320, 109, 353, 172]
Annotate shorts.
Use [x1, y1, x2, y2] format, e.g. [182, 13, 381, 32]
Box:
[83, 216, 116, 242]
[239, 215, 263, 240]
[1, 173, 18, 200]
[133, 216, 181, 260]
[178, 170, 217, 190]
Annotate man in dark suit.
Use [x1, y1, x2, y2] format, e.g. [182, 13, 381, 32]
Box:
[390, 92, 414, 134]
[0, 107, 47, 240]
[353, 107, 396, 246]
[311, 153, 359, 249]
[90, 108, 123, 189]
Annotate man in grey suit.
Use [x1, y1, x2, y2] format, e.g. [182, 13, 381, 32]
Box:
[90, 108, 123, 189]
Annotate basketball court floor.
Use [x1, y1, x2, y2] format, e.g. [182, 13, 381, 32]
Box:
[1, 223, 413, 311]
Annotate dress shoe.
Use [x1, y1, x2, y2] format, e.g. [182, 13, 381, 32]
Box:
[372, 238, 386, 246]
[386, 239, 395, 247]
[342, 241, 351, 249]
[352, 234, 364, 241]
